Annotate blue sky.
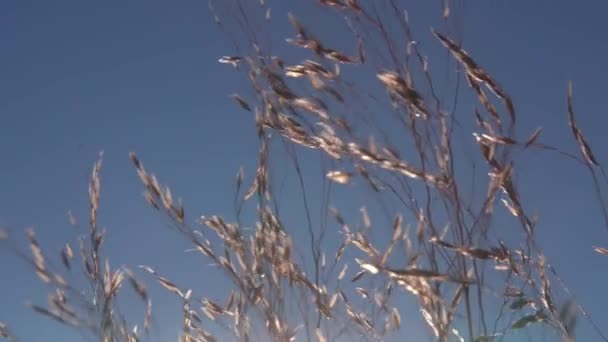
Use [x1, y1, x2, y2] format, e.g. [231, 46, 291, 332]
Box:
[1, 1, 608, 341]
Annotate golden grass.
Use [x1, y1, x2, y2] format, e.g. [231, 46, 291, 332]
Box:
[2, 1, 608, 341]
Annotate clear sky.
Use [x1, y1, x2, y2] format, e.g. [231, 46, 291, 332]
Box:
[1, 1, 608, 341]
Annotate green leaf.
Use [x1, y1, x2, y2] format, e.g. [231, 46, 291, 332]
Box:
[510, 297, 530, 310]
[511, 312, 546, 329]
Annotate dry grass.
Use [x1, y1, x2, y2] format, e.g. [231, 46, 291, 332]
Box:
[2, 1, 608, 341]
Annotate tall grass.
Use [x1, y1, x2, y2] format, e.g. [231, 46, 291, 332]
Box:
[2, 1, 608, 341]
